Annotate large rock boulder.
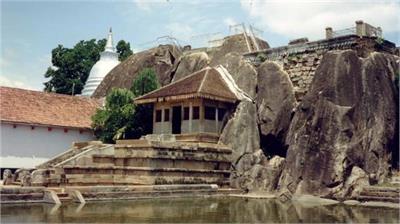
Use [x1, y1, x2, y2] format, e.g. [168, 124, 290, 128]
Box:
[92, 45, 182, 98]
[171, 52, 209, 82]
[172, 35, 266, 98]
[256, 61, 296, 156]
[219, 100, 260, 163]
[212, 53, 258, 98]
[279, 50, 399, 197]
[208, 34, 269, 65]
[219, 100, 261, 189]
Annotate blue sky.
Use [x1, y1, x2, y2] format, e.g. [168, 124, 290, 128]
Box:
[1, 0, 399, 91]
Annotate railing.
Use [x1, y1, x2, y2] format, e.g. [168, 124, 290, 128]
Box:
[365, 24, 382, 38]
[332, 27, 356, 38]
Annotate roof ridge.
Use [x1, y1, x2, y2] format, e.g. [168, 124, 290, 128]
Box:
[198, 67, 210, 93]
[135, 66, 211, 101]
[0, 86, 98, 102]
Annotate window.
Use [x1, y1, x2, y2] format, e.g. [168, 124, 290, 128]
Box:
[218, 108, 226, 121]
[204, 106, 216, 120]
[164, 109, 170, 122]
[192, 106, 200, 120]
[183, 107, 190, 120]
[155, 110, 162, 122]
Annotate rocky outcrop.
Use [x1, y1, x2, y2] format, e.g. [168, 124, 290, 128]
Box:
[212, 53, 258, 98]
[279, 50, 399, 198]
[209, 34, 269, 65]
[219, 100, 262, 190]
[257, 61, 296, 157]
[172, 35, 265, 98]
[219, 100, 260, 163]
[92, 45, 182, 98]
[172, 52, 209, 82]
[229, 149, 285, 192]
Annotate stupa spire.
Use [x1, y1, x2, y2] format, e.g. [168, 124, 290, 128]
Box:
[81, 28, 120, 96]
[105, 27, 115, 52]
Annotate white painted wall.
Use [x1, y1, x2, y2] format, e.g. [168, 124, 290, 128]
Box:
[0, 123, 95, 159]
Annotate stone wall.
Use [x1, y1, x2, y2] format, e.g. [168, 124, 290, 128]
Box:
[244, 35, 397, 100]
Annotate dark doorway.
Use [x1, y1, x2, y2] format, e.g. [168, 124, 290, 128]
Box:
[172, 106, 182, 134]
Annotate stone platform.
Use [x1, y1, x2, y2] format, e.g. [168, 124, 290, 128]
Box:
[0, 184, 242, 204]
[31, 135, 232, 187]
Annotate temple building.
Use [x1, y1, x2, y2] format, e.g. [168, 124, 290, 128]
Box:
[0, 87, 100, 170]
[81, 28, 120, 96]
[135, 66, 249, 135]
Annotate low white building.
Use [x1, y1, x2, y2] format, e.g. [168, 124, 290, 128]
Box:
[0, 87, 100, 170]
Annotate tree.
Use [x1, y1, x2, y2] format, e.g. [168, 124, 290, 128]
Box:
[130, 68, 159, 96]
[130, 68, 160, 137]
[116, 40, 134, 61]
[92, 88, 136, 143]
[44, 39, 133, 95]
[91, 68, 159, 143]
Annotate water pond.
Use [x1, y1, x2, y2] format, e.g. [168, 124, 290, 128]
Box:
[1, 197, 399, 223]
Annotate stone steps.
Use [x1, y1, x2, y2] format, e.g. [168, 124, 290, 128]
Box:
[78, 185, 241, 201]
[61, 166, 230, 186]
[357, 195, 399, 203]
[0, 184, 242, 204]
[34, 139, 233, 187]
[363, 186, 400, 193]
[37, 142, 104, 168]
[92, 155, 231, 171]
[357, 185, 400, 203]
[0, 193, 44, 202]
[390, 177, 400, 185]
[0, 187, 46, 203]
[360, 190, 399, 198]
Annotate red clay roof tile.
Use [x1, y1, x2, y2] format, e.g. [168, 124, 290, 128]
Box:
[0, 87, 101, 129]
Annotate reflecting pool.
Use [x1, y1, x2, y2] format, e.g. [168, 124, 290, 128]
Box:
[1, 197, 399, 223]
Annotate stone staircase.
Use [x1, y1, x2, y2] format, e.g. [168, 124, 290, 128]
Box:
[36, 141, 106, 169]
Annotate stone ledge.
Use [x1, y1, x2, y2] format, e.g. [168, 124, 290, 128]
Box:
[62, 166, 231, 174]
[115, 143, 232, 153]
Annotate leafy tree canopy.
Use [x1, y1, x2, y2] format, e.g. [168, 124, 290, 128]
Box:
[92, 68, 159, 143]
[92, 88, 135, 143]
[131, 68, 159, 97]
[116, 40, 134, 61]
[44, 39, 134, 95]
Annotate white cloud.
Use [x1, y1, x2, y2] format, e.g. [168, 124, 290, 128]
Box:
[0, 75, 35, 90]
[241, 0, 400, 40]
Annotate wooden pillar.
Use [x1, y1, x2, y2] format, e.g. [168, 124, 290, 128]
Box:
[161, 106, 165, 133]
[215, 107, 218, 133]
[189, 102, 193, 133]
[200, 99, 204, 133]
[153, 106, 156, 134]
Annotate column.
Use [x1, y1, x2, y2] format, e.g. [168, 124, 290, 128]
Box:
[356, 20, 365, 37]
[189, 102, 193, 133]
[325, 27, 333, 39]
[215, 107, 218, 133]
[161, 107, 164, 134]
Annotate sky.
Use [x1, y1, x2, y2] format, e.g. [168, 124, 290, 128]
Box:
[1, 0, 399, 91]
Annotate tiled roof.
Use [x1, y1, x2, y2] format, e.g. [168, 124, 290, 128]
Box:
[135, 67, 239, 104]
[0, 87, 101, 129]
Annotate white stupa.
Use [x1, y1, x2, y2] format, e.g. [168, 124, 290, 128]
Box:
[81, 28, 120, 96]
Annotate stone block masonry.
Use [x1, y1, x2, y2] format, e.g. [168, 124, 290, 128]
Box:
[244, 35, 397, 100]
